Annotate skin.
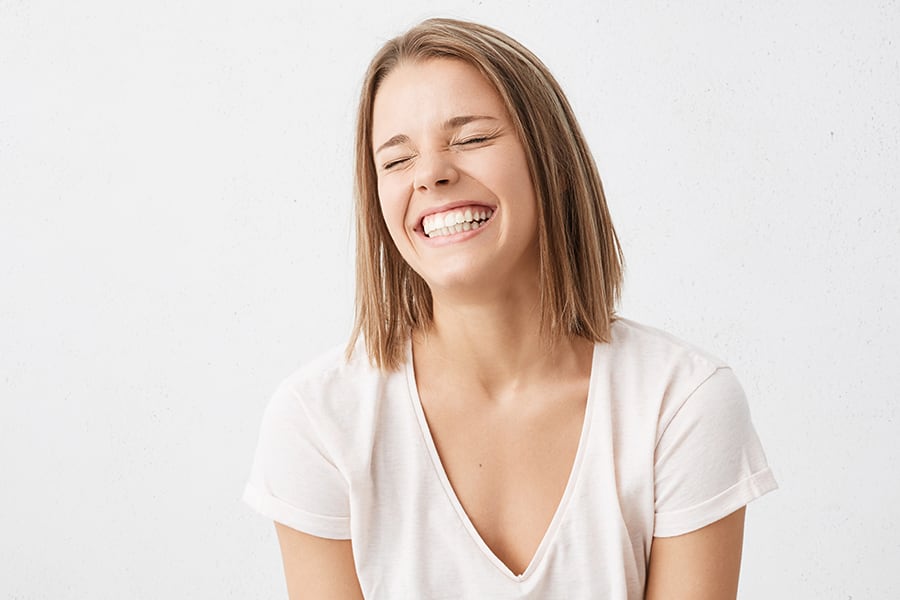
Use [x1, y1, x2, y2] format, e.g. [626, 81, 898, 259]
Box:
[274, 58, 747, 599]
[274, 523, 363, 600]
[372, 58, 542, 305]
[644, 507, 747, 599]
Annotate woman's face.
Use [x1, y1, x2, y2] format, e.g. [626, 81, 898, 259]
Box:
[371, 58, 540, 299]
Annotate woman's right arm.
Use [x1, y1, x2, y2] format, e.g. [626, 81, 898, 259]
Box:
[274, 522, 364, 600]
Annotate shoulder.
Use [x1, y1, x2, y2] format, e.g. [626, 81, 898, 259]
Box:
[606, 317, 728, 372]
[270, 340, 404, 447]
[600, 317, 743, 434]
[279, 340, 382, 400]
[279, 343, 402, 407]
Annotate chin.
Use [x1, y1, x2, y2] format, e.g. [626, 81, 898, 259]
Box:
[422, 270, 493, 297]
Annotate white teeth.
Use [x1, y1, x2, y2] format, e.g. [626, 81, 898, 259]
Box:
[423, 207, 494, 237]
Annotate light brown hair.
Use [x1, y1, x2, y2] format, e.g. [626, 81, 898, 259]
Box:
[348, 17, 625, 370]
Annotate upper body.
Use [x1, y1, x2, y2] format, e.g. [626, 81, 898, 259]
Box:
[243, 17, 777, 599]
[243, 319, 777, 599]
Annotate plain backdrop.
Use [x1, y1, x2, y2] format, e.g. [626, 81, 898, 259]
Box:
[2, 0, 898, 598]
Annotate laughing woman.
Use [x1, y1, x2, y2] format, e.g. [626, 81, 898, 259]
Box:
[243, 18, 777, 599]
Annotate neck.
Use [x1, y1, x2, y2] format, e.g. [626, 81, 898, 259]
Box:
[412, 286, 593, 400]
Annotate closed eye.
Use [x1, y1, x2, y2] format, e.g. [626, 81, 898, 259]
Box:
[456, 135, 492, 146]
[383, 157, 411, 170]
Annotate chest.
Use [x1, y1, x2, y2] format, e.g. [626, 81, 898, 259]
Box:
[417, 386, 588, 576]
[349, 363, 659, 597]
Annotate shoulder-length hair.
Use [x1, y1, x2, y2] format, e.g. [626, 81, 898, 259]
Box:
[347, 17, 625, 370]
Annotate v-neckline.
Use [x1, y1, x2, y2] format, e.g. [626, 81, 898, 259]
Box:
[404, 339, 598, 582]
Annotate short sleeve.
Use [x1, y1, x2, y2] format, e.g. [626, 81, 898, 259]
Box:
[653, 366, 777, 538]
[241, 380, 351, 539]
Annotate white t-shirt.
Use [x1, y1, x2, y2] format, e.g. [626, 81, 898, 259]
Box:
[242, 318, 777, 599]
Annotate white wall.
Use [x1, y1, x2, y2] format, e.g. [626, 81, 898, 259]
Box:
[1, 1, 897, 598]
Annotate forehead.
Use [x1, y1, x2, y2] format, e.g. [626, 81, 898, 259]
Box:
[371, 58, 509, 143]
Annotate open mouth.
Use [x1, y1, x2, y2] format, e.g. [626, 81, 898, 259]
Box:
[421, 207, 494, 238]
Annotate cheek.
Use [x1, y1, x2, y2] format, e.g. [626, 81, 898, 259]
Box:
[494, 154, 536, 207]
[378, 178, 409, 218]
[510, 152, 537, 206]
[377, 188, 407, 244]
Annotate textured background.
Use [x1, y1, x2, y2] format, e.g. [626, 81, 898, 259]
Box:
[1, 0, 898, 598]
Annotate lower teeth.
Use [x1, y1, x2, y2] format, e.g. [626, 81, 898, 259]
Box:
[428, 219, 486, 238]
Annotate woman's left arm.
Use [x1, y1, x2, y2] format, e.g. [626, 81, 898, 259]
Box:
[644, 507, 747, 600]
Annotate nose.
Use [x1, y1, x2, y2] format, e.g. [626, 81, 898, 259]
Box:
[413, 151, 459, 192]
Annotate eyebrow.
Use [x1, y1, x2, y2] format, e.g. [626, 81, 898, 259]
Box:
[374, 115, 499, 154]
[443, 114, 498, 129]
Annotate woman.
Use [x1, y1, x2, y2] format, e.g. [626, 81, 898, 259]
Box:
[243, 17, 777, 599]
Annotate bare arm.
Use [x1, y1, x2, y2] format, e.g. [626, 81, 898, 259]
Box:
[644, 507, 746, 600]
[274, 522, 364, 600]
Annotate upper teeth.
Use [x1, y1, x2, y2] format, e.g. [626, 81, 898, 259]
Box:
[422, 208, 493, 238]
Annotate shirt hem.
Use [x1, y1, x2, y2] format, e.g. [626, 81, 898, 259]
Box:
[241, 483, 351, 540]
[652, 467, 778, 538]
